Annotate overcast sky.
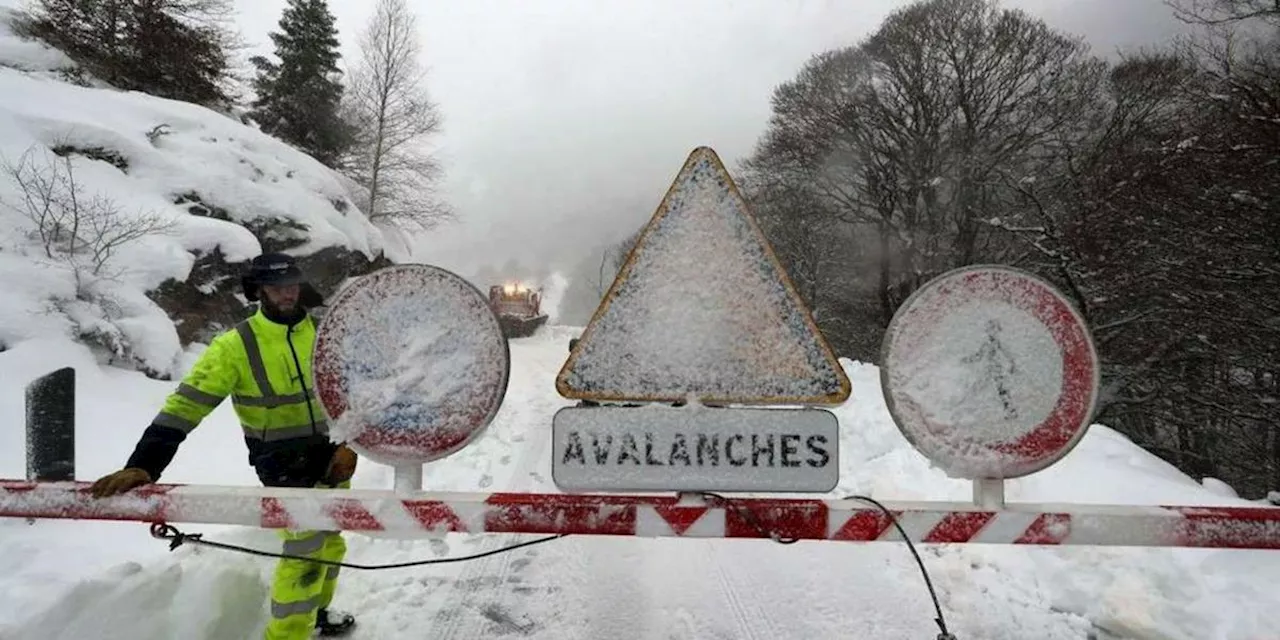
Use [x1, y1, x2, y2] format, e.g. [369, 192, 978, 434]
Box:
[231, 0, 1190, 279]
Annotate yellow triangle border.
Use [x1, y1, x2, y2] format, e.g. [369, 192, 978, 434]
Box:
[555, 146, 852, 406]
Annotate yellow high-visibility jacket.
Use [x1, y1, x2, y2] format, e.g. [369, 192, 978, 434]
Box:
[154, 308, 326, 442]
[126, 308, 332, 484]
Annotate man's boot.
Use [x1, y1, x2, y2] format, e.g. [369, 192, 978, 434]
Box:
[314, 608, 356, 637]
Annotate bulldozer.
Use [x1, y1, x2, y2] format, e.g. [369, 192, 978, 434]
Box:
[488, 281, 548, 338]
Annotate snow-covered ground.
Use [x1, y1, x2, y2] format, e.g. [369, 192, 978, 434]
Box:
[2, 325, 1280, 640]
[2, 4, 1280, 639]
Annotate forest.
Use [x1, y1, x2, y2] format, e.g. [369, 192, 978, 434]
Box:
[735, 0, 1279, 498]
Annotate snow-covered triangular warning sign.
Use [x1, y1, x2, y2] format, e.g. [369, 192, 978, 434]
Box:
[556, 146, 851, 406]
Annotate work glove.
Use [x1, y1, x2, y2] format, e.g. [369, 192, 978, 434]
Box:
[325, 444, 357, 484]
[89, 467, 152, 498]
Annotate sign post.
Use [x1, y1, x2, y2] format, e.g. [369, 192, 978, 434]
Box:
[879, 265, 1101, 506]
[312, 264, 511, 492]
[553, 146, 851, 493]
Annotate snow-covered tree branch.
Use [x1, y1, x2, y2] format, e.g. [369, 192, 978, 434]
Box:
[0, 145, 177, 290]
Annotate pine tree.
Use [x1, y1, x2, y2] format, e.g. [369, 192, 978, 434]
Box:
[129, 2, 235, 107]
[15, 0, 238, 107]
[248, 0, 354, 167]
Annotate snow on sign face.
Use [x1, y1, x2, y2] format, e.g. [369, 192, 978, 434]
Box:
[313, 265, 510, 467]
[880, 265, 1100, 480]
[556, 146, 850, 405]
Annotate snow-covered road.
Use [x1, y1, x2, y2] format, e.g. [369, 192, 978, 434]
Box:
[3, 326, 1280, 639]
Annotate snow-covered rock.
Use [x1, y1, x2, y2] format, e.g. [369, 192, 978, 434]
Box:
[0, 7, 402, 378]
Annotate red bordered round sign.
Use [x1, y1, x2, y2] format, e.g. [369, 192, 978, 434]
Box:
[313, 264, 510, 466]
[880, 264, 1100, 479]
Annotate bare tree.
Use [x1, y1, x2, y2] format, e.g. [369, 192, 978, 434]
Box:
[342, 0, 451, 232]
[0, 145, 176, 291]
[735, 0, 1279, 500]
[1167, 0, 1280, 25]
[1086, 23, 1280, 494]
[740, 0, 1107, 358]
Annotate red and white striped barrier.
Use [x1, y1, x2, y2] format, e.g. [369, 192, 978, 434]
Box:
[4, 480, 1280, 550]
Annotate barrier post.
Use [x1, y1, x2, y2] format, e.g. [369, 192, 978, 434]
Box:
[973, 478, 1006, 509]
[26, 367, 75, 482]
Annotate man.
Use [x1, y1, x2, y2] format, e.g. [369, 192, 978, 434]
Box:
[90, 252, 360, 639]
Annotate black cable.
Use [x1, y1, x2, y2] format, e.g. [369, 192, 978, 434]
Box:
[840, 495, 957, 640]
[695, 492, 954, 640]
[695, 491, 799, 544]
[149, 522, 566, 570]
[151, 493, 957, 639]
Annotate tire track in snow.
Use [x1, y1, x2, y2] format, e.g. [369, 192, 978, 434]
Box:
[428, 333, 567, 639]
[708, 543, 786, 640]
[429, 432, 548, 638]
[333, 329, 573, 639]
[709, 552, 767, 640]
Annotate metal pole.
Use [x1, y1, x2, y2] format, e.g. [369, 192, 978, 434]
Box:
[5, 479, 1280, 549]
[394, 464, 423, 494]
[973, 478, 1006, 509]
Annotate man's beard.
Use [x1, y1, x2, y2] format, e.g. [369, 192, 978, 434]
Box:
[262, 296, 304, 323]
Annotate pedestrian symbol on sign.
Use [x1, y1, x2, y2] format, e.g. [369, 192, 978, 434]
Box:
[880, 264, 1101, 482]
[960, 319, 1020, 422]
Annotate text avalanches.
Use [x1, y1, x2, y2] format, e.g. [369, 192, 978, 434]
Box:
[560, 431, 831, 469]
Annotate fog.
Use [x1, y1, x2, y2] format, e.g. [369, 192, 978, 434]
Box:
[232, 0, 1190, 320]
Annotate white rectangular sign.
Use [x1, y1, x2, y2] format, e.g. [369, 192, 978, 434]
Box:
[551, 405, 840, 492]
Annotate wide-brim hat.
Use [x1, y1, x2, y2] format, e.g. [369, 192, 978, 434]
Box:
[242, 252, 308, 302]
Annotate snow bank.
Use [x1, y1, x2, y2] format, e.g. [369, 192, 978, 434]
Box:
[0, 334, 266, 633]
[0, 14, 395, 376]
[0, 7, 73, 75]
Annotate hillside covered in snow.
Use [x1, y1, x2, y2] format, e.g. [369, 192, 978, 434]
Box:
[0, 5, 402, 379]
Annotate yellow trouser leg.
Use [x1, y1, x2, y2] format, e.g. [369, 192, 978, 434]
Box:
[317, 531, 347, 609]
[316, 478, 349, 612]
[264, 480, 350, 640]
[264, 530, 332, 640]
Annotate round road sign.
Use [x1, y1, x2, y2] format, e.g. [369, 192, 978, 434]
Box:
[313, 264, 510, 467]
[880, 264, 1100, 479]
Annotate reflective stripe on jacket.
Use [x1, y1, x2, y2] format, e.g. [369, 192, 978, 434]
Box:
[153, 309, 325, 443]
